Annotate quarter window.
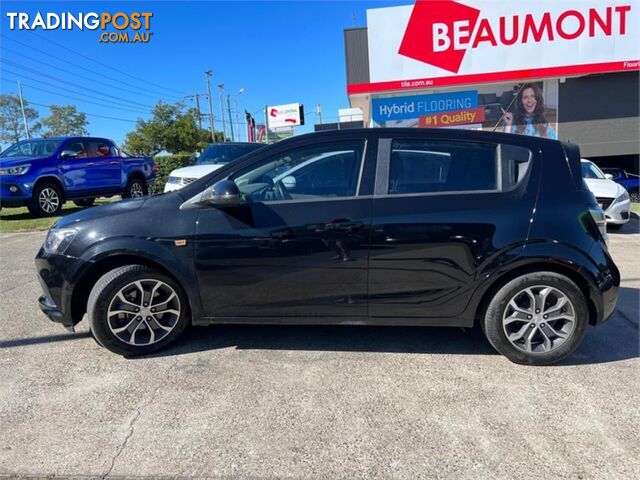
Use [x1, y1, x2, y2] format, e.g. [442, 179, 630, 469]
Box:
[231, 140, 365, 202]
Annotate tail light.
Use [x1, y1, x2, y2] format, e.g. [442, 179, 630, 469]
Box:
[589, 207, 608, 245]
[152, 163, 158, 173]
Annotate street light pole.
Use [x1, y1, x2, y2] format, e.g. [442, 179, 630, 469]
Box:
[226, 94, 235, 142]
[17, 81, 30, 140]
[218, 84, 227, 141]
[234, 88, 245, 141]
[204, 70, 216, 143]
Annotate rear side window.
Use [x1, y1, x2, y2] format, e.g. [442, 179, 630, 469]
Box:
[388, 139, 497, 194]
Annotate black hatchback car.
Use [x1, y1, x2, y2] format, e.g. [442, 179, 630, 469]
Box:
[36, 129, 619, 364]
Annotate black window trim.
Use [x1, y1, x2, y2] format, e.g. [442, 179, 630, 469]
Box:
[374, 136, 535, 198]
[183, 137, 371, 209]
[230, 138, 369, 206]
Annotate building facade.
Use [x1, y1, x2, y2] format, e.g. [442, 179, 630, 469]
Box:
[344, 1, 640, 172]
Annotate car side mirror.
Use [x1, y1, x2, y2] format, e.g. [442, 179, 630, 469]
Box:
[204, 179, 242, 207]
[604, 173, 614, 180]
[60, 150, 78, 160]
[282, 175, 296, 190]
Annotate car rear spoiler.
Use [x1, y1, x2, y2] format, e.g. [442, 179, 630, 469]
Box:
[561, 142, 588, 192]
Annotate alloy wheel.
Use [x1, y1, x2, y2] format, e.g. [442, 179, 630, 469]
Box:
[107, 279, 181, 346]
[502, 285, 576, 354]
[38, 187, 60, 214]
[130, 182, 144, 197]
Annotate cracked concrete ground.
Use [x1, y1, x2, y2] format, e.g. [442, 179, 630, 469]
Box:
[0, 221, 638, 479]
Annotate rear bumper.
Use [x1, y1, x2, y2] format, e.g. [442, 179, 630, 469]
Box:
[586, 240, 620, 325]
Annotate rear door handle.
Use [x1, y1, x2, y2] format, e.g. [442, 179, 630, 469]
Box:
[327, 219, 364, 231]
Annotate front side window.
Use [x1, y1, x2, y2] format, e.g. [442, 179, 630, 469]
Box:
[86, 140, 112, 158]
[230, 140, 365, 202]
[388, 139, 497, 194]
[63, 141, 88, 159]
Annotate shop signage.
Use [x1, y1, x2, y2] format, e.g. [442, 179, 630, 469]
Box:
[372, 90, 478, 122]
[352, 0, 640, 94]
[266, 103, 305, 128]
[418, 106, 486, 127]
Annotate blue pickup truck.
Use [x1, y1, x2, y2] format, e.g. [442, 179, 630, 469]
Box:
[0, 137, 156, 216]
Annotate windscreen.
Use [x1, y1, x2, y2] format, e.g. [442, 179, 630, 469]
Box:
[195, 144, 262, 166]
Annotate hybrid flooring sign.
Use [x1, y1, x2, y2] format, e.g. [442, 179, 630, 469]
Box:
[372, 90, 478, 122]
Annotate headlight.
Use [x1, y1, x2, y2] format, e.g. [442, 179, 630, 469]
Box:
[167, 176, 181, 184]
[43, 228, 77, 254]
[0, 164, 30, 175]
[616, 190, 630, 203]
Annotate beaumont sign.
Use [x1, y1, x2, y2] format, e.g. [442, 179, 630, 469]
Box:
[351, 0, 640, 94]
[372, 90, 477, 122]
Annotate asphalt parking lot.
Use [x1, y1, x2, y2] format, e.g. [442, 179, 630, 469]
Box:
[0, 221, 638, 479]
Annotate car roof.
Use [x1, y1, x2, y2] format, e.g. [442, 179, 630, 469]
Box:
[275, 127, 563, 147]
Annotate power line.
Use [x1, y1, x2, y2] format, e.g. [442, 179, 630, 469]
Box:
[1, 44, 181, 102]
[1, 67, 155, 113]
[0, 58, 156, 109]
[2, 73, 150, 116]
[30, 31, 188, 97]
[28, 100, 138, 123]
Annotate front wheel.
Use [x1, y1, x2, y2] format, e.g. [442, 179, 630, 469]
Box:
[28, 182, 64, 217]
[483, 272, 589, 365]
[87, 265, 190, 356]
[123, 177, 148, 199]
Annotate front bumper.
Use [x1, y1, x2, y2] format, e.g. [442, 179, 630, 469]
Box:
[35, 247, 88, 328]
[604, 198, 631, 225]
[164, 182, 185, 192]
[0, 176, 34, 207]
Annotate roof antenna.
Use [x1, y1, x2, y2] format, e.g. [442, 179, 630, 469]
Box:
[352, 12, 356, 28]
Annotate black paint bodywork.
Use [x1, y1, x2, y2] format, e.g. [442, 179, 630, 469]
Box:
[35, 129, 619, 330]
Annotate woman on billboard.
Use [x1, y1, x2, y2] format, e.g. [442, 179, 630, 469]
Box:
[502, 83, 557, 139]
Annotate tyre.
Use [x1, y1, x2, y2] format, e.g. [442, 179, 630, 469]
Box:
[483, 272, 589, 365]
[87, 265, 190, 356]
[123, 177, 147, 199]
[73, 198, 96, 208]
[28, 182, 64, 217]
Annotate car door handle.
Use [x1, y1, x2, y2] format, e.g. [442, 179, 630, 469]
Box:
[87, 162, 96, 166]
[326, 220, 364, 231]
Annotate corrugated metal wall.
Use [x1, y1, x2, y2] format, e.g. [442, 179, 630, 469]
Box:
[557, 72, 639, 157]
[344, 28, 370, 86]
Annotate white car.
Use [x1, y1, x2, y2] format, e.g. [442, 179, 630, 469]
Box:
[581, 159, 631, 230]
[164, 143, 263, 192]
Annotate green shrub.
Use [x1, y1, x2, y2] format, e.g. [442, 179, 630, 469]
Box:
[150, 154, 193, 194]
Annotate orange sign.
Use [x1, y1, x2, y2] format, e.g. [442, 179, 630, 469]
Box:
[419, 106, 486, 128]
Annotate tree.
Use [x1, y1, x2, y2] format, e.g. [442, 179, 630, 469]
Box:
[0, 94, 41, 145]
[123, 101, 218, 156]
[42, 105, 89, 137]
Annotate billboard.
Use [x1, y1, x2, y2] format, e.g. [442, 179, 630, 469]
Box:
[372, 90, 478, 122]
[372, 80, 559, 140]
[351, 0, 640, 94]
[267, 103, 305, 129]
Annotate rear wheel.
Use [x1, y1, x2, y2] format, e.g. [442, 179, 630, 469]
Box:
[87, 265, 190, 356]
[73, 198, 96, 208]
[483, 272, 589, 365]
[28, 182, 64, 217]
[123, 177, 147, 198]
